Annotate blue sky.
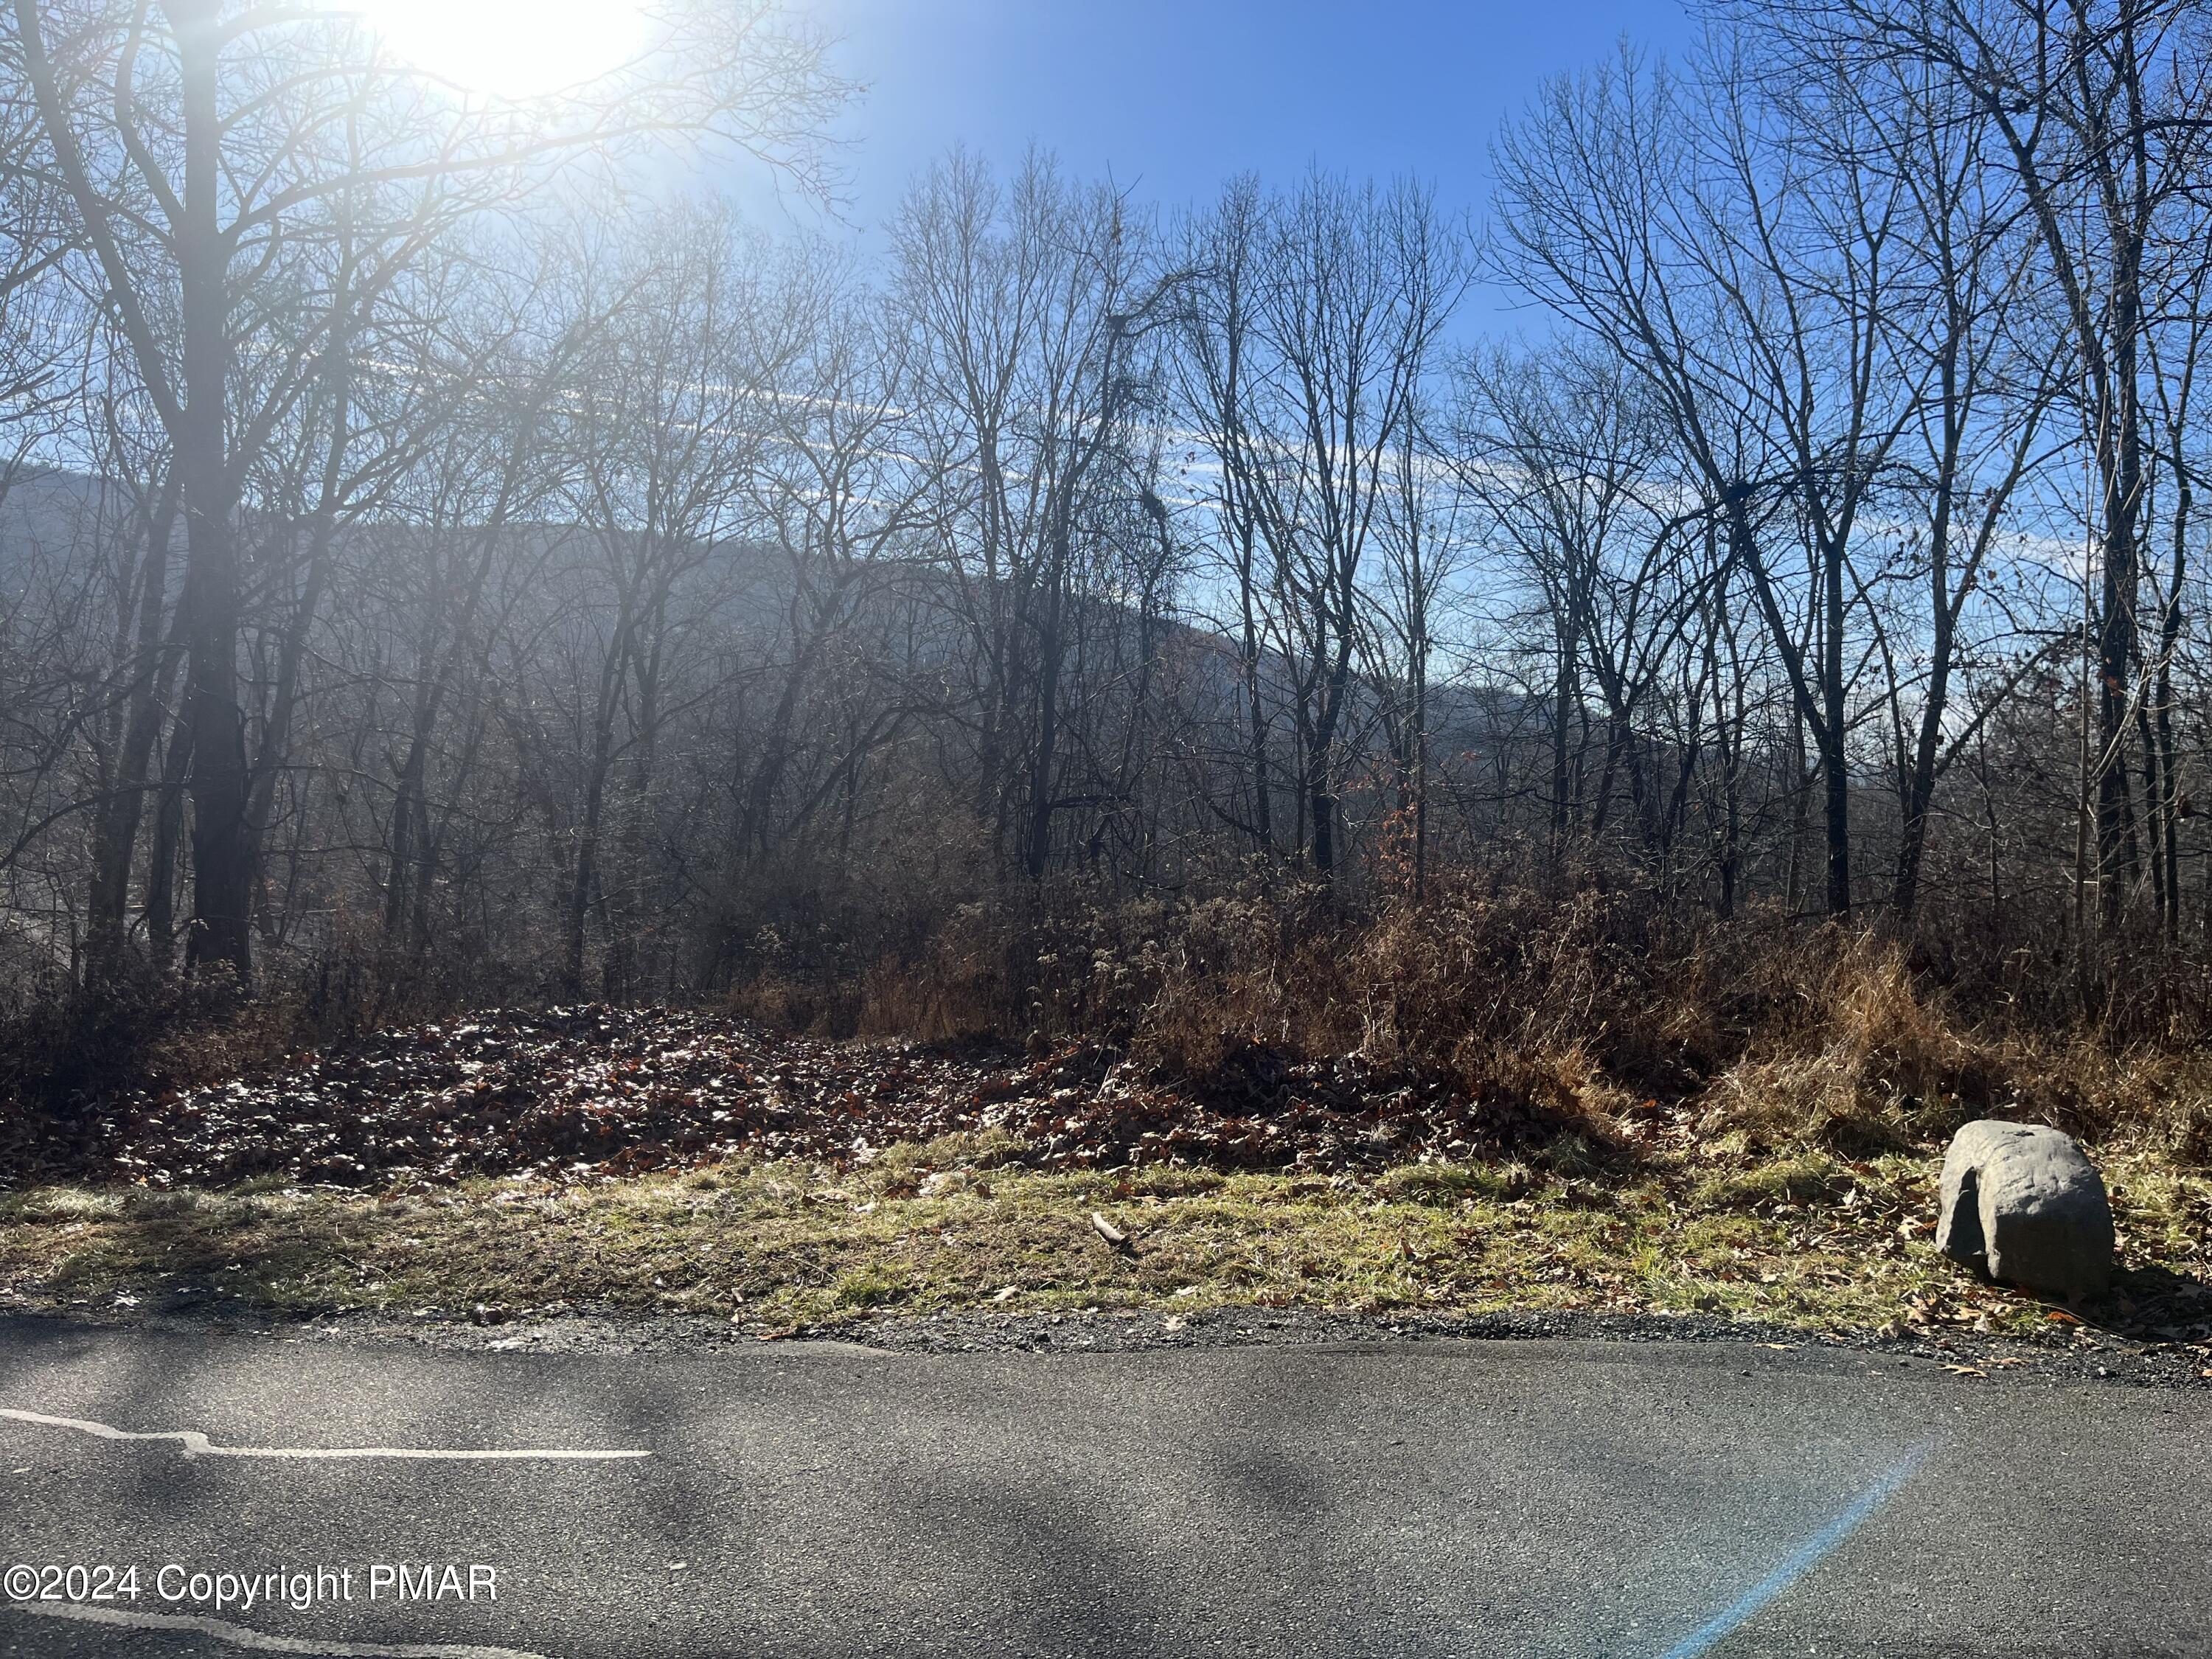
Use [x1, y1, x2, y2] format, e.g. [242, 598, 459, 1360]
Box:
[795, 0, 1701, 326]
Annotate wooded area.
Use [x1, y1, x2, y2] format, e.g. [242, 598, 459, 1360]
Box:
[4, 0, 2211, 1105]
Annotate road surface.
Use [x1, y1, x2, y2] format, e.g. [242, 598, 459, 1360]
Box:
[0, 1315, 2204, 1657]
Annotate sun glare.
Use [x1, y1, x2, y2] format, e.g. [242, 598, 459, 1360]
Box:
[357, 0, 654, 100]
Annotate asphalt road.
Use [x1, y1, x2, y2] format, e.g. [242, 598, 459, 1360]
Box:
[0, 1316, 2205, 1658]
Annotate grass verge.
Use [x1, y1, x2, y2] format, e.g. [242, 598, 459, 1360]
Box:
[2, 1135, 2206, 1351]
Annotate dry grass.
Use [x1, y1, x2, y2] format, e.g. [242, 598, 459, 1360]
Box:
[1694, 933, 2212, 1167]
[1, 1137, 2205, 1351]
[949, 880, 2212, 1171]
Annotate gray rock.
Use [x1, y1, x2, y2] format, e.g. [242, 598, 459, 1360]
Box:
[1936, 1119, 2113, 1297]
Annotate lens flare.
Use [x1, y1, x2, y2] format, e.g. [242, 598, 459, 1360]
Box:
[354, 0, 654, 100]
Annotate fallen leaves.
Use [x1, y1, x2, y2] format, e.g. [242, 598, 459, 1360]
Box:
[18, 1005, 1596, 1192]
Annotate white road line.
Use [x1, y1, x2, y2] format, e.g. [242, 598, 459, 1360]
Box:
[5, 1599, 552, 1658]
[0, 1408, 650, 1461]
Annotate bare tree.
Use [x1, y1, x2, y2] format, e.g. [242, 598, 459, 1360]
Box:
[3, 0, 844, 983]
[1760, 0, 2212, 936]
[1239, 172, 1467, 879]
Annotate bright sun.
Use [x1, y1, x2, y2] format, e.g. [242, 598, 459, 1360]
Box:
[357, 0, 655, 100]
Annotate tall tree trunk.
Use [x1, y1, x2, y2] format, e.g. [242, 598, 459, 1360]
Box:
[2154, 459, 2190, 941]
[1022, 555, 1067, 882]
[1238, 519, 1273, 850]
[2093, 358, 2143, 935]
[246, 520, 337, 929]
[86, 487, 180, 978]
[1820, 528, 1851, 915]
[1409, 640, 1427, 904]
[174, 0, 252, 984]
[145, 713, 194, 967]
[1307, 633, 1352, 879]
[1548, 619, 1575, 880]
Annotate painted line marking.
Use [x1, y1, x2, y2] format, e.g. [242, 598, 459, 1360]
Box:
[0, 1408, 649, 1461]
[5, 1597, 550, 1658]
[1658, 1439, 1937, 1659]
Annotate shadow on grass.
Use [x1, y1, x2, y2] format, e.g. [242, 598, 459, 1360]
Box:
[2076, 1262, 2212, 1343]
[1941, 1253, 2212, 1346]
[32, 1193, 372, 1317]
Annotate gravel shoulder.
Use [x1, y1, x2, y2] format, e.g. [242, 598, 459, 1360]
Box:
[3, 1293, 2201, 1393]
